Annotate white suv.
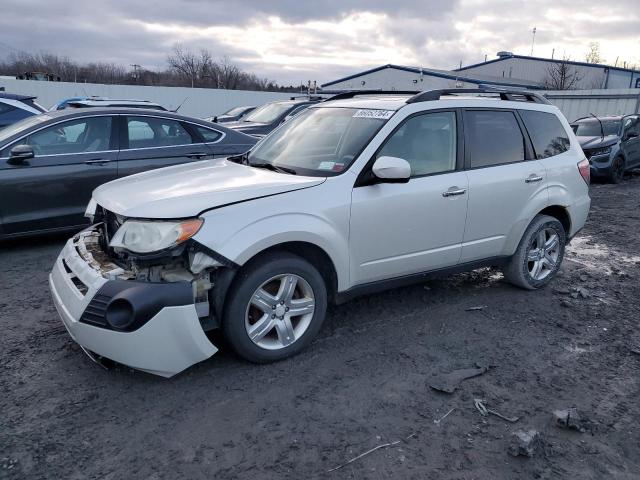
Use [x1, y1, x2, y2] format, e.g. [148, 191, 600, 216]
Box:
[49, 88, 591, 377]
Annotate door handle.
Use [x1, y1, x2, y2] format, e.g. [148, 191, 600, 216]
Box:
[525, 174, 543, 183]
[84, 159, 112, 165]
[187, 152, 208, 159]
[442, 187, 467, 197]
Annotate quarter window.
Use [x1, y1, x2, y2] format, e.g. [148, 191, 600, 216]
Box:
[24, 116, 113, 156]
[465, 110, 525, 168]
[377, 111, 457, 177]
[195, 126, 223, 142]
[126, 117, 195, 149]
[519, 110, 570, 159]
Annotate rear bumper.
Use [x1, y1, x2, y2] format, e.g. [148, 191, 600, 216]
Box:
[49, 228, 217, 377]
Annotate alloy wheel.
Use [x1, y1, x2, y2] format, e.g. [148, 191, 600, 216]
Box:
[245, 274, 315, 350]
[526, 228, 561, 281]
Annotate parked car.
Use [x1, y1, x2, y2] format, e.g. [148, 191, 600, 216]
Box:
[0, 108, 257, 239]
[65, 99, 168, 110]
[571, 115, 640, 183]
[224, 96, 323, 137]
[0, 93, 47, 128]
[50, 88, 590, 377]
[204, 105, 256, 124]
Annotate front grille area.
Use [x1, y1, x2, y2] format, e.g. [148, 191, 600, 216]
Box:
[80, 293, 111, 327]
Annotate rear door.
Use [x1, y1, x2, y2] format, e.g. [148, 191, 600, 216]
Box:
[116, 115, 216, 178]
[460, 109, 547, 263]
[0, 115, 117, 235]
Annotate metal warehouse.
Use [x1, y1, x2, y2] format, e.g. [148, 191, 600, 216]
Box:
[323, 52, 640, 92]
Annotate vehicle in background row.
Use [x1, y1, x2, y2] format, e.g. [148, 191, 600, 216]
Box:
[225, 96, 323, 137]
[204, 105, 256, 124]
[65, 99, 168, 111]
[0, 108, 257, 239]
[0, 93, 47, 128]
[571, 115, 640, 183]
[49, 88, 590, 377]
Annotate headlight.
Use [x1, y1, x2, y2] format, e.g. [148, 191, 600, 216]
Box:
[109, 218, 203, 253]
[587, 146, 611, 157]
[85, 198, 97, 222]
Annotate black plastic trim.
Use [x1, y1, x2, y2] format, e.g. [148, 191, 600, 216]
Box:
[80, 279, 193, 332]
[334, 256, 509, 304]
[187, 239, 240, 269]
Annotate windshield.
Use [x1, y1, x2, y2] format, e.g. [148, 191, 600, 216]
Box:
[223, 106, 250, 116]
[0, 114, 50, 143]
[572, 120, 621, 137]
[247, 107, 392, 176]
[244, 102, 293, 123]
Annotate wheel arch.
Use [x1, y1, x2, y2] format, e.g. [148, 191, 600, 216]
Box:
[239, 241, 339, 304]
[538, 205, 571, 236]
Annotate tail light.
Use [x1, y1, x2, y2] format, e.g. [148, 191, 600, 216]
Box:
[577, 159, 590, 185]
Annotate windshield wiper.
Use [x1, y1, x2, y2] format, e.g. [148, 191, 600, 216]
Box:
[250, 162, 297, 175]
[228, 151, 249, 164]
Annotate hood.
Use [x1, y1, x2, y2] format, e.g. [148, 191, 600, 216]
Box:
[576, 135, 618, 150]
[93, 159, 324, 219]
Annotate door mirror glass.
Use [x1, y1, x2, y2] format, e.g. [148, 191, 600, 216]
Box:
[371, 156, 411, 182]
[8, 144, 35, 164]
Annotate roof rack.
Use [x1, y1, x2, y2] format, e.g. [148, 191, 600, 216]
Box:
[289, 95, 325, 101]
[406, 87, 550, 105]
[326, 90, 420, 102]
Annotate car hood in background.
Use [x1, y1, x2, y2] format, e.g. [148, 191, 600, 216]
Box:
[93, 159, 324, 218]
[576, 135, 619, 150]
[224, 121, 270, 134]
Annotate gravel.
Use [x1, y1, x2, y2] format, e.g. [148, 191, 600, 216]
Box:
[2, 176, 640, 479]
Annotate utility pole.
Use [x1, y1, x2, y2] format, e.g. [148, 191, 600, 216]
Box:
[130, 64, 141, 84]
[530, 27, 537, 56]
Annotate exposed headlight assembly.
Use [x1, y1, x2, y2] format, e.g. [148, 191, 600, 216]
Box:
[109, 218, 203, 253]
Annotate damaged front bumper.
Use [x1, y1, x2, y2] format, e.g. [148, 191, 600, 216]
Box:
[49, 227, 218, 377]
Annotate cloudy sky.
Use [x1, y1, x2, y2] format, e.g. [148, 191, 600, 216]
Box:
[1, 0, 638, 85]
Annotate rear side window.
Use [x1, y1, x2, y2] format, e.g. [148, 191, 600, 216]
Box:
[0, 102, 16, 114]
[465, 110, 525, 168]
[126, 116, 195, 149]
[520, 110, 570, 159]
[195, 125, 223, 142]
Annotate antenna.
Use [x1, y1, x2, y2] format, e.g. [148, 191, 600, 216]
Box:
[530, 27, 537, 56]
[551, 48, 555, 60]
[172, 97, 188, 113]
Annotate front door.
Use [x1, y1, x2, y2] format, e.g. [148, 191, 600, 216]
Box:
[350, 110, 468, 285]
[0, 115, 117, 235]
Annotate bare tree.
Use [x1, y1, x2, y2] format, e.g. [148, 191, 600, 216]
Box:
[167, 44, 212, 88]
[542, 57, 584, 90]
[585, 42, 604, 64]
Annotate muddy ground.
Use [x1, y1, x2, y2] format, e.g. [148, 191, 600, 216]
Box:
[2, 177, 640, 480]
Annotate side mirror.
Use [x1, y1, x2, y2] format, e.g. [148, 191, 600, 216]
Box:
[8, 144, 34, 165]
[371, 156, 411, 183]
[213, 116, 218, 123]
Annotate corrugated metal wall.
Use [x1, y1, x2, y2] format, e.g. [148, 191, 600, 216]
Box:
[543, 89, 640, 122]
[0, 78, 293, 118]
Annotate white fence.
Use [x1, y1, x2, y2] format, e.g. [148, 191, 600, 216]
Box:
[544, 89, 640, 122]
[0, 78, 293, 118]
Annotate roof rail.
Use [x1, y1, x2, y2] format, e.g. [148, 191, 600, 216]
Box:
[406, 87, 550, 105]
[326, 90, 420, 102]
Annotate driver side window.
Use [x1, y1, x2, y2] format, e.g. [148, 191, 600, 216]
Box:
[24, 116, 113, 156]
[377, 111, 457, 177]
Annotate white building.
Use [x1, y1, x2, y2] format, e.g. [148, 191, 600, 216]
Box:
[322, 53, 640, 92]
[455, 52, 640, 90]
[321, 64, 540, 92]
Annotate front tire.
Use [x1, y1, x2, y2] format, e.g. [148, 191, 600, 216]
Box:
[222, 252, 327, 363]
[608, 156, 625, 184]
[503, 215, 566, 290]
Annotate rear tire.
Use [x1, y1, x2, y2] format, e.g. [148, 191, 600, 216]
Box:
[503, 215, 566, 290]
[222, 252, 327, 363]
[608, 156, 625, 184]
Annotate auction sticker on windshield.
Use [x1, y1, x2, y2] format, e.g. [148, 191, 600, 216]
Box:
[352, 109, 395, 120]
